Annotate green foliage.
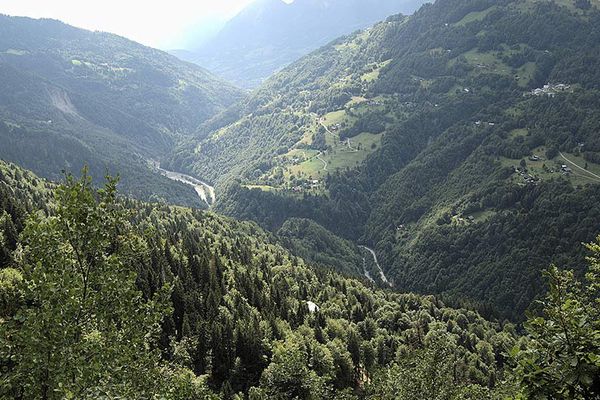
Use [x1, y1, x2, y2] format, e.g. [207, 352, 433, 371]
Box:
[0, 172, 189, 399]
[514, 238, 600, 399]
[277, 218, 363, 276]
[368, 333, 470, 399]
[311, 130, 328, 151]
[0, 268, 23, 318]
[0, 15, 243, 207]
[0, 163, 519, 398]
[259, 337, 327, 399]
[171, 0, 600, 322]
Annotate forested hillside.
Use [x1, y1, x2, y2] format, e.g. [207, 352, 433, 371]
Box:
[167, 0, 600, 320]
[0, 15, 244, 206]
[176, 0, 429, 88]
[0, 162, 516, 398]
[2, 162, 598, 398]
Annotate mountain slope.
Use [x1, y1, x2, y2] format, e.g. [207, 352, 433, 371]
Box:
[175, 0, 430, 88]
[167, 0, 600, 319]
[0, 159, 521, 398]
[0, 14, 244, 206]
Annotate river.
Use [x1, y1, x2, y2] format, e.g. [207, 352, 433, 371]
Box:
[359, 246, 392, 287]
[151, 161, 215, 206]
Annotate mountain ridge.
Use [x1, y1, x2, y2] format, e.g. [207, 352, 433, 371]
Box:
[166, 0, 600, 320]
[175, 0, 430, 87]
[0, 14, 245, 207]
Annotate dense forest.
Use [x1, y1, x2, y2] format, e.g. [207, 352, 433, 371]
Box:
[1, 0, 600, 397]
[166, 0, 600, 320]
[0, 163, 598, 398]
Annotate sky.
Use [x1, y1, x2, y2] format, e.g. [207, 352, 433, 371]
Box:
[0, 0, 258, 49]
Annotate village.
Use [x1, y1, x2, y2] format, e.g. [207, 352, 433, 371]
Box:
[290, 178, 321, 193]
[513, 157, 574, 186]
[527, 82, 572, 97]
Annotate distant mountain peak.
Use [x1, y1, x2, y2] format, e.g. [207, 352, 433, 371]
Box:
[174, 0, 430, 88]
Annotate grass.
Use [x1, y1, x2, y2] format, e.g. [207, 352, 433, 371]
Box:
[244, 184, 278, 192]
[283, 148, 317, 159]
[497, 146, 600, 187]
[497, 149, 553, 183]
[348, 96, 368, 106]
[361, 70, 380, 82]
[283, 132, 383, 181]
[455, 6, 496, 27]
[516, 0, 599, 13]
[322, 110, 350, 126]
[323, 133, 382, 169]
[461, 49, 512, 75]
[287, 156, 327, 180]
[295, 129, 316, 146]
[254, 96, 390, 192]
[360, 60, 392, 83]
[559, 152, 600, 185]
[509, 128, 528, 139]
[516, 62, 537, 87]
[468, 210, 496, 222]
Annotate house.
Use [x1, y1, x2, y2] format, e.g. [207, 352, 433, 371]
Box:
[306, 301, 320, 313]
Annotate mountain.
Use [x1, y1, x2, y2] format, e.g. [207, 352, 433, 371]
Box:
[0, 159, 526, 398]
[2, 2, 599, 397]
[175, 0, 430, 88]
[3, 159, 599, 398]
[166, 0, 600, 320]
[0, 14, 244, 206]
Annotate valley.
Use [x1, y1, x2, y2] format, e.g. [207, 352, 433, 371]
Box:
[170, 0, 600, 322]
[1, 0, 600, 398]
[0, 14, 243, 208]
[151, 160, 216, 206]
[359, 245, 392, 286]
[175, 0, 430, 88]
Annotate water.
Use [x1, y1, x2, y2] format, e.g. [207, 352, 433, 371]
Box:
[151, 161, 215, 206]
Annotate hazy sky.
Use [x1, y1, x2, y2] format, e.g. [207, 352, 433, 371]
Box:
[0, 0, 258, 49]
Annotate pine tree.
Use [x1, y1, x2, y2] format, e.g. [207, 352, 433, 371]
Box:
[0, 173, 186, 399]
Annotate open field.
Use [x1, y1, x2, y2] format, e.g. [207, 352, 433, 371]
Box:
[497, 146, 600, 187]
[454, 6, 497, 26]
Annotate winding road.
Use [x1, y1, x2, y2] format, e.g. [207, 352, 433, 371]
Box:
[346, 138, 358, 152]
[559, 152, 600, 182]
[319, 120, 336, 137]
[316, 152, 328, 171]
[359, 246, 392, 287]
